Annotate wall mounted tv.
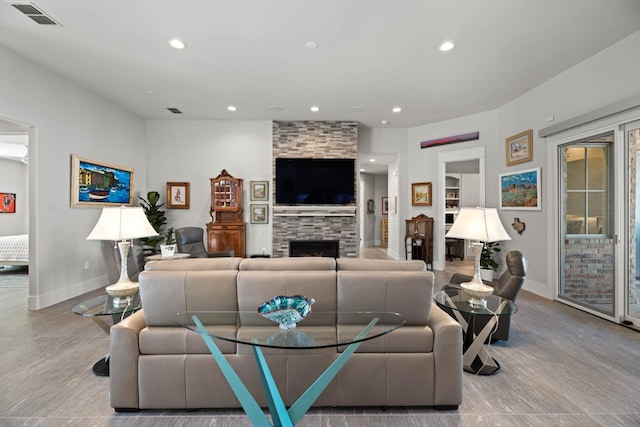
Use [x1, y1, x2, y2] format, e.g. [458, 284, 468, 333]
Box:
[275, 158, 356, 205]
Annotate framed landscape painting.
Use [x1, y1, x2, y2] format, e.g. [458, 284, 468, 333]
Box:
[499, 167, 541, 210]
[411, 182, 432, 206]
[505, 129, 534, 166]
[250, 204, 269, 224]
[71, 154, 133, 207]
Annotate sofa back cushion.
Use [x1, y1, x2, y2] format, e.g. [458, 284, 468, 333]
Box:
[139, 270, 238, 326]
[337, 271, 434, 325]
[239, 257, 336, 271]
[336, 258, 426, 271]
[237, 270, 337, 326]
[144, 258, 242, 271]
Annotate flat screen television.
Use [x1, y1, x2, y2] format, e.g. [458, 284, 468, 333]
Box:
[275, 158, 356, 205]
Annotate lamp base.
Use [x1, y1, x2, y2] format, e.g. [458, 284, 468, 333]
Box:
[467, 296, 488, 309]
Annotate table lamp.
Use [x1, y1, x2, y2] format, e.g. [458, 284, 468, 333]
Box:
[445, 207, 511, 308]
[87, 206, 158, 305]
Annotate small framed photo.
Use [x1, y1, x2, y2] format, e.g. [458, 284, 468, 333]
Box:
[505, 129, 533, 166]
[446, 192, 457, 199]
[166, 182, 190, 209]
[250, 204, 269, 224]
[412, 182, 432, 206]
[0, 193, 16, 213]
[382, 196, 389, 215]
[250, 181, 269, 201]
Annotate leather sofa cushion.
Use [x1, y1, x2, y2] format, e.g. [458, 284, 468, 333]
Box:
[336, 258, 426, 271]
[239, 257, 336, 271]
[145, 257, 242, 271]
[140, 270, 238, 326]
[140, 326, 237, 354]
[337, 271, 433, 325]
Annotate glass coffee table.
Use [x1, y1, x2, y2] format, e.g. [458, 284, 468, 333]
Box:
[73, 293, 142, 376]
[434, 288, 517, 375]
[174, 311, 404, 427]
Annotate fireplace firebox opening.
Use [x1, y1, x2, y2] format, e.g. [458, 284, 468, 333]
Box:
[289, 240, 340, 258]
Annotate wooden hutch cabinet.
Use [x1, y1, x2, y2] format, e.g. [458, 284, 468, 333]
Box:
[404, 214, 434, 269]
[207, 170, 246, 257]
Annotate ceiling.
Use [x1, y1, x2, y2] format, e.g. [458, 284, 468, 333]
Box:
[2, 1, 640, 167]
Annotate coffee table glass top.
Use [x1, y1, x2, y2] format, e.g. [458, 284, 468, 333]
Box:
[72, 293, 142, 317]
[173, 311, 405, 349]
[434, 289, 518, 316]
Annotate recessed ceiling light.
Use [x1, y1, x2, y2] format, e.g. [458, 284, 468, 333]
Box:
[169, 38, 186, 49]
[359, 168, 365, 172]
[369, 159, 376, 163]
[392, 107, 402, 113]
[305, 41, 318, 50]
[227, 105, 237, 112]
[310, 106, 320, 112]
[381, 120, 390, 125]
[439, 41, 456, 52]
[268, 105, 283, 112]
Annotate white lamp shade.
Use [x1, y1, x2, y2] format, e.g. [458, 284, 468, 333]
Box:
[445, 207, 511, 242]
[86, 206, 158, 240]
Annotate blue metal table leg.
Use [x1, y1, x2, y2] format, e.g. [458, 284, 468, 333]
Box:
[192, 316, 271, 427]
[252, 343, 293, 427]
[287, 317, 379, 424]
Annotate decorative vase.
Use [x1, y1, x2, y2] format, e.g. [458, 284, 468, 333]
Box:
[160, 244, 176, 258]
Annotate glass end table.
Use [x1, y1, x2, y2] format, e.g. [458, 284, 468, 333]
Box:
[73, 293, 142, 376]
[434, 288, 517, 375]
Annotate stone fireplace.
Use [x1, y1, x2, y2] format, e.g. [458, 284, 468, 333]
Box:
[272, 121, 358, 258]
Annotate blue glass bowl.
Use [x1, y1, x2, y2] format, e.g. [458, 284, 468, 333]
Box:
[258, 295, 315, 329]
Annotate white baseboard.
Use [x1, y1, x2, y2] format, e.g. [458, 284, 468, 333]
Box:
[28, 275, 107, 310]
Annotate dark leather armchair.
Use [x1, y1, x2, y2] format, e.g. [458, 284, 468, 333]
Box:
[447, 250, 526, 341]
[175, 227, 235, 258]
[100, 239, 145, 284]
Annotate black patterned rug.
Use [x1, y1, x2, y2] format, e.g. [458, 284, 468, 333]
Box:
[0, 265, 28, 288]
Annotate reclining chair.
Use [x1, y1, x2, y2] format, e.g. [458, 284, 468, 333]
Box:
[447, 250, 526, 341]
[175, 227, 235, 258]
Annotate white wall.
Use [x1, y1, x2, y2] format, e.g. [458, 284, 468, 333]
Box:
[145, 120, 273, 256]
[0, 46, 147, 309]
[0, 159, 28, 234]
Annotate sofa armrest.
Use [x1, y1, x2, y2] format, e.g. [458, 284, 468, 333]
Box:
[428, 303, 463, 406]
[110, 309, 146, 410]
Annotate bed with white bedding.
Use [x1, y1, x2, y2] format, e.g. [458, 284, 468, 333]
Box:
[0, 234, 29, 266]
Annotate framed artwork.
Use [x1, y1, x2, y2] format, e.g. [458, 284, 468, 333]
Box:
[382, 196, 389, 215]
[0, 193, 16, 213]
[70, 154, 133, 207]
[166, 182, 190, 209]
[505, 129, 533, 166]
[250, 181, 269, 201]
[411, 182, 432, 206]
[250, 204, 269, 224]
[499, 167, 541, 210]
[420, 131, 479, 149]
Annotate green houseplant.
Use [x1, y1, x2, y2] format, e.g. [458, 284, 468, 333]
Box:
[139, 191, 167, 254]
[160, 227, 176, 258]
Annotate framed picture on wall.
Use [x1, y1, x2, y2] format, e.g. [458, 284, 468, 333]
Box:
[382, 196, 389, 215]
[0, 193, 16, 213]
[70, 154, 134, 207]
[505, 129, 534, 166]
[250, 204, 269, 224]
[166, 182, 190, 209]
[250, 181, 269, 201]
[499, 167, 541, 210]
[411, 182, 432, 206]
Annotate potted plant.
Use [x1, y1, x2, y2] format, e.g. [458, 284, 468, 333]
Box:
[479, 241, 501, 282]
[139, 191, 167, 254]
[160, 227, 176, 258]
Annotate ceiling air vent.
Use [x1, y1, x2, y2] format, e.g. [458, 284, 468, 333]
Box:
[9, 1, 60, 26]
[167, 108, 183, 114]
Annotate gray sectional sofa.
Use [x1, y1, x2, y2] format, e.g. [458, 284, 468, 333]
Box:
[109, 257, 463, 411]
